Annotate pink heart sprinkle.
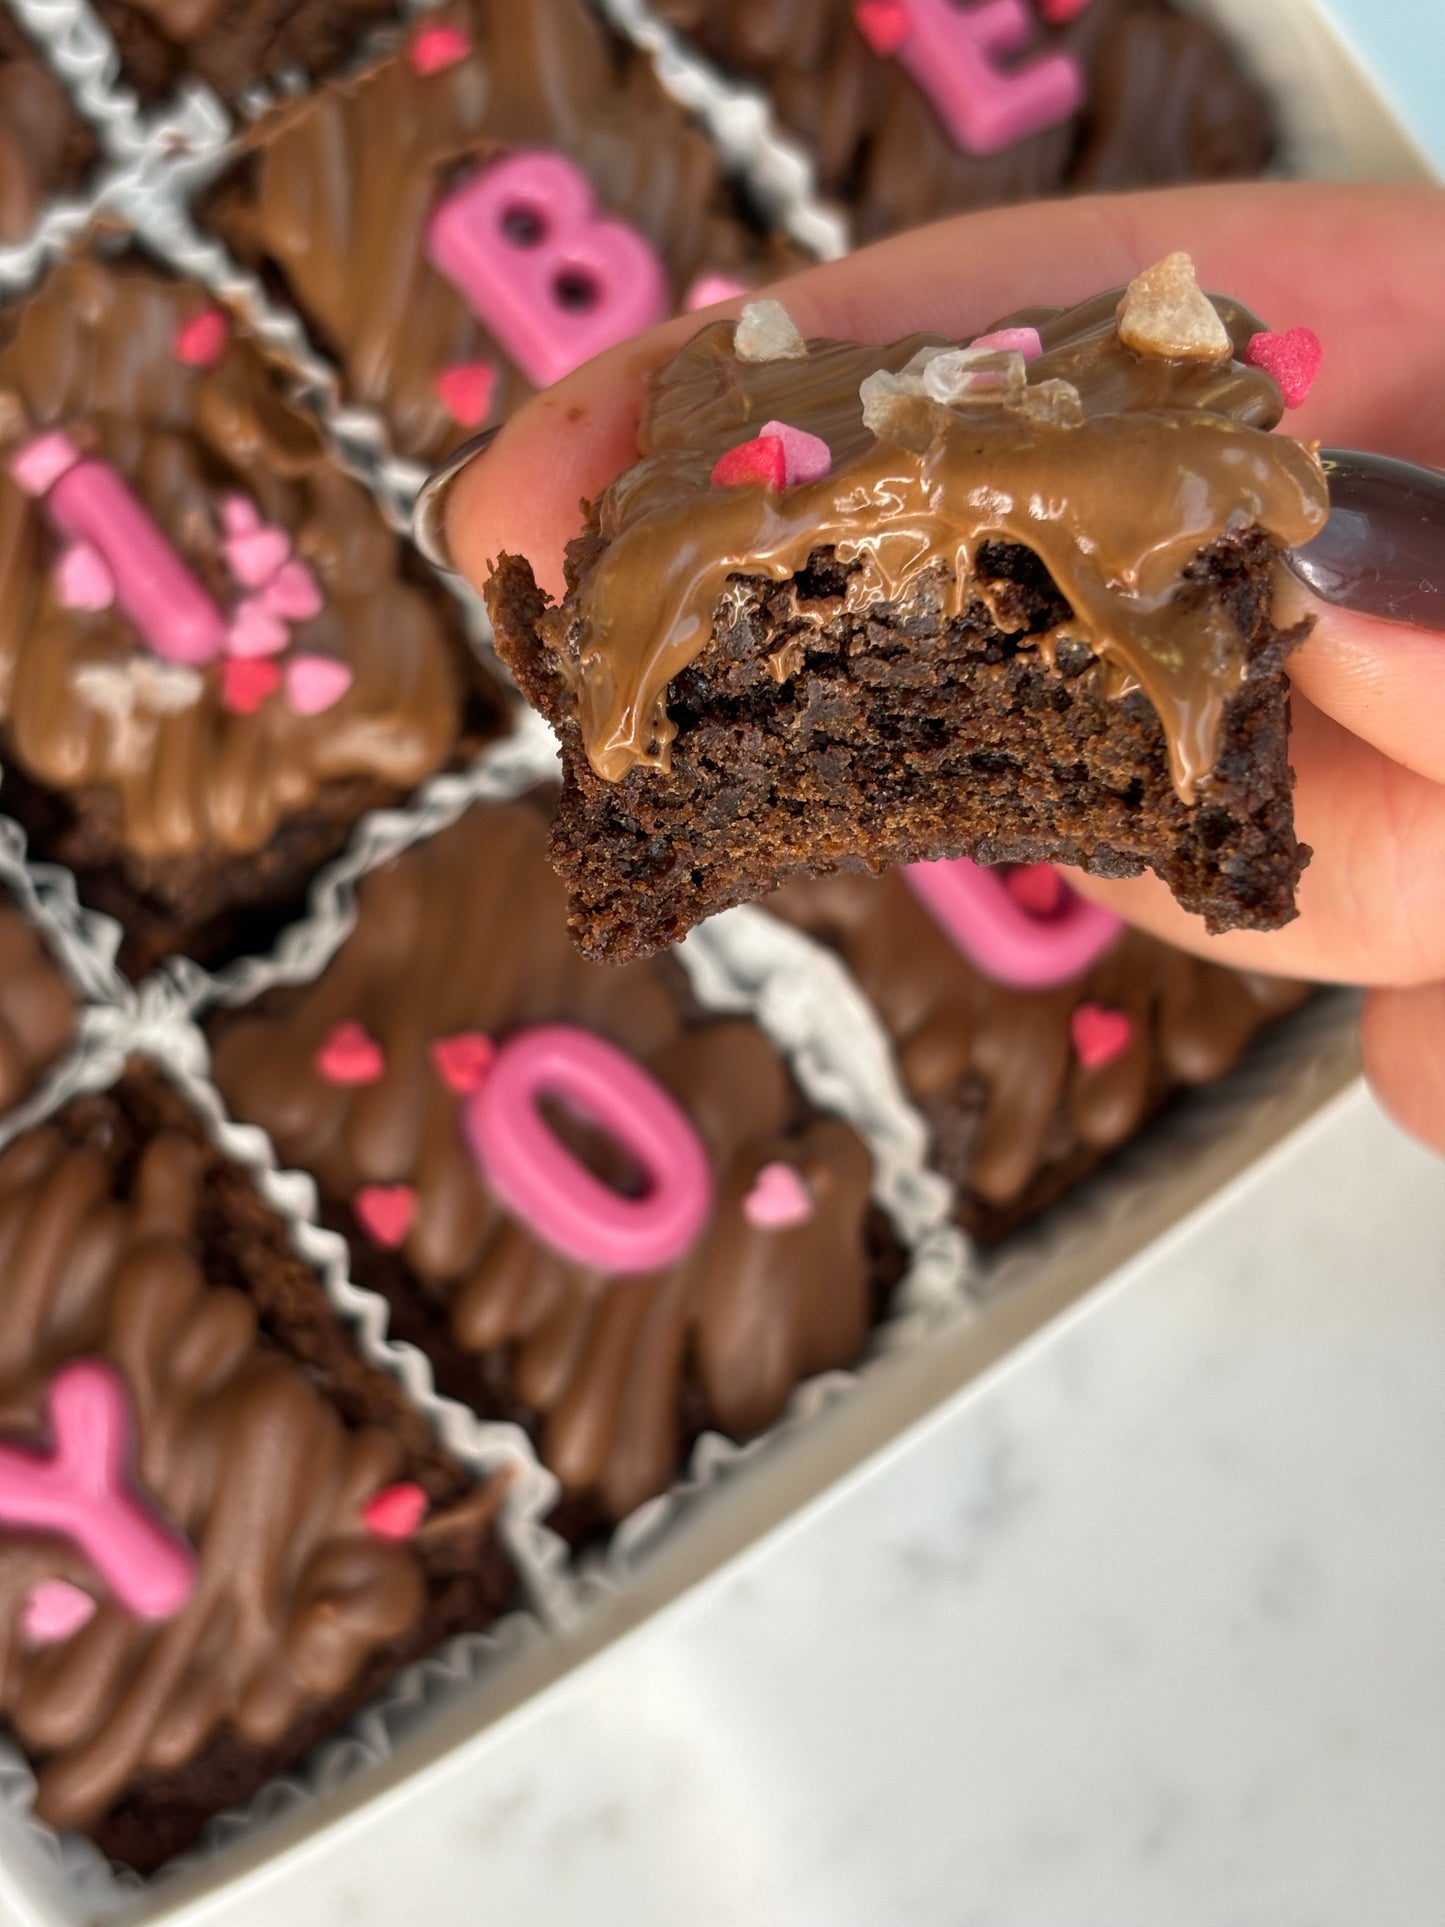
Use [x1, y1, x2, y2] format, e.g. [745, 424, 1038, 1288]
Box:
[175, 307, 229, 368]
[362, 1481, 429, 1539]
[354, 1183, 417, 1249]
[221, 494, 262, 537]
[225, 597, 290, 660]
[225, 526, 291, 589]
[685, 272, 748, 312]
[1039, 0, 1092, 21]
[10, 431, 80, 498]
[286, 655, 353, 716]
[711, 434, 787, 491]
[433, 360, 497, 429]
[758, 419, 832, 485]
[262, 559, 323, 623]
[1002, 863, 1065, 918]
[315, 1019, 386, 1085]
[1243, 327, 1323, 410]
[56, 541, 116, 611]
[409, 20, 470, 74]
[970, 326, 1043, 361]
[22, 1579, 97, 1645]
[853, 0, 910, 57]
[220, 655, 282, 715]
[743, 1160, 814, 1230]
[1070, 1001, 1135, 1070]
[429, 1030, 495, 1095]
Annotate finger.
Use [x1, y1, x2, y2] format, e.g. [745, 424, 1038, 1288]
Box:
[1064, 696, 1445, 987]
[448, 180, 1445, 596]
[1288, 604, 1445, 790]
[1361, 981, 1445, 1158]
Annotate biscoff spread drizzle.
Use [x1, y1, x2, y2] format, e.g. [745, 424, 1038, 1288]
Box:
[556, 283, 1329, 801]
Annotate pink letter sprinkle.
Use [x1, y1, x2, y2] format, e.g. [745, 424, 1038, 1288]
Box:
[0, 1362, 194, 1621]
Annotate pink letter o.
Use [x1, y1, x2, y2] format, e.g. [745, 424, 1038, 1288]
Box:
[465, 1024, 713, 1272]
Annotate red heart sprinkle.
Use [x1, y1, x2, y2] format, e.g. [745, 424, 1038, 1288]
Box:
[174, 307, 229, 368]
[220, 655, 281, 715]
[1003, 864, 1065, 919]
[1070, 1002, 1135, 1070]
[429, 1031, 496, 1094]
[315, 1020, 386, 1085]
[1243, 327, 1322, 409]
[1039, 0, 1092, 21]
[434, 360, 496, 428]
[409, 21, 470, 74]
[361, 1481, 429, 1539]
[354, 1183, 417, 1249]
[853, 0, 910, 56]
[710, 434, 787, 491]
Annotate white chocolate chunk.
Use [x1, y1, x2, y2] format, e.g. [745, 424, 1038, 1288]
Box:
[1116, 252, 1231, 362]
[734, 299, 807, 363]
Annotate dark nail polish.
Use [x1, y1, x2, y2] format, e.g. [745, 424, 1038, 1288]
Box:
[1285, 448, 1445, 631]
[412, 426, 501, 571]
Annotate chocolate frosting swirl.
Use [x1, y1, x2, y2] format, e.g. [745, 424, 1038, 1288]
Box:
[0, 43, 92, 247]
[212, 796, 881, 1521]
[654, 0, 1273, 241]
[0, 897, 75, 1114]
[206, 0, 799, 465]
[90, 0, 393, 103]
[549, 291, 1328, 801]
[772, 868, 1306, 1223]
[0, 257, 472, 864]
[0, 1112, 434, 1835]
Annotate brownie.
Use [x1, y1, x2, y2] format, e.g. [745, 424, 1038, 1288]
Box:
[653, 0, 1273, 242]
[771, 864, 1308, 1242]
[200, 0, 803, 467]
[0, 1066, 515, 1875]
[486, 267, 1330, 960]
[0, 12, 97, 246]
[0, 889, 77, 1111]
[91, 0, 392, 105]
[209, 793, 900, 1535]
[0, 252, 507, 979]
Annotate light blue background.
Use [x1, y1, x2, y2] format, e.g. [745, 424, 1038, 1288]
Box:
[1321, 0, 1444, 173]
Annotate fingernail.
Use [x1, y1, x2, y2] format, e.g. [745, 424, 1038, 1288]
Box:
[1285, 448, 1445, 631]
[411, 427, 501, 572]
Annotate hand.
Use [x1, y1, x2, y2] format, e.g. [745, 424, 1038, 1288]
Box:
[441, 180, 1445, 1157]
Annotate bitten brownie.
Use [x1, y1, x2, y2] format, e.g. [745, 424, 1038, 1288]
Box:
[0, 1068, 515, 1875]
[0, 253, 506, 978]
[0, 10, 96, 246]
[771, 863, 1308, 1242]
[210, 793, 898, 1534]
[91, 0, 392, 105]
[487, 263, 1330, 960]
[653, 0, 1273, 242]
[200, 0, 801, 466]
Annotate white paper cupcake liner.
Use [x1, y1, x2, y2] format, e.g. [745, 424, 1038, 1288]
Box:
[0, 1004, 569, 1917]
[3, 0, 229, 163]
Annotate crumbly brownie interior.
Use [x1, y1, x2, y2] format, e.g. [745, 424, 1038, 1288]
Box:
[12, 1070, 515, 1874]
[491, 523, 1309, 963]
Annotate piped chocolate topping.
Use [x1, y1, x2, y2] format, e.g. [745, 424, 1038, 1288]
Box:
[557, 281, 1328, 802]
